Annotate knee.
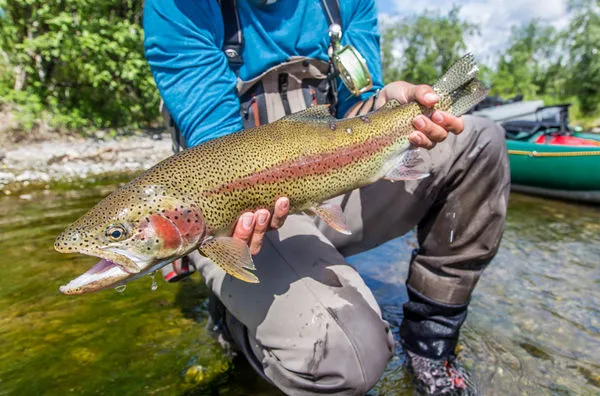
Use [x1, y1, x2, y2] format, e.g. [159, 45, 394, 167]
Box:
[465, 116, 508, 160]
[463, 116, 510, 181]
[260, 304, 394, 395]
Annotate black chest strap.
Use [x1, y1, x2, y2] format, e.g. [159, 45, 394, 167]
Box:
[320, 0, 342, 28]
[218, 0, 244, 70]
[218, 0, 342, 71]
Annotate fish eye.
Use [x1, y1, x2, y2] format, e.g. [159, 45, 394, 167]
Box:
[106, 225, 127, 241]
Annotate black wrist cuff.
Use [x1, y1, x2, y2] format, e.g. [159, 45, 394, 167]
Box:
[400, 285, 469, 360]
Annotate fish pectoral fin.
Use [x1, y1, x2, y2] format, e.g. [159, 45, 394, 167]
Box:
[384, 149, 430, 181]
[199, 237, 259, 283]
[384, 167, 430, 181]
[311, 203, 352, 235]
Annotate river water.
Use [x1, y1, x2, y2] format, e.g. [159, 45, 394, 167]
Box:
[0, 179, 598, 395]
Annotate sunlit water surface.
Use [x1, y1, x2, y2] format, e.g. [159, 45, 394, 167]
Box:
[0, 179, 598, 395]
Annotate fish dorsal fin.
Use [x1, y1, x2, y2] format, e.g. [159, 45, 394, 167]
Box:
[199, 237, 259, 283]
[279, 105, 336, 123]
[309, 202, 352, 235]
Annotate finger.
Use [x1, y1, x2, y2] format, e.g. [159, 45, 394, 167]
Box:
[431, 111, 465, 134]
[232, 212, 255, 244]
[379, 81, 415, 105]
[270, 197, 289, 229]
[249, 209, 270, 255]
[414, 85, 440, 107]
[413, 115, 448, 143]
[409, 131, 434, 149]
[357, 95, 376, 115]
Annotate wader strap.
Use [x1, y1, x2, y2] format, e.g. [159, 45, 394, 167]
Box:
[160, 99, 187, 152]
[218, 0, 243, 71]
[320, 0, 342, 28]
[237, 57, 332, 128]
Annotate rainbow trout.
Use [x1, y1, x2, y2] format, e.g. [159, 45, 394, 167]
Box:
[56, 54, 487, 294]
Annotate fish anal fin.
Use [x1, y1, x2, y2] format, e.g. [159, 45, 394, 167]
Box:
[312, 203, 352, 235]
[199, 237, 259, 283]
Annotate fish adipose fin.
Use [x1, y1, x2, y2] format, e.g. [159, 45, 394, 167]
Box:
[309, 203, 352, 235]
[378, 98, 403, 111]
[199, 237, 259, 283]
[384, 149, 430, 181]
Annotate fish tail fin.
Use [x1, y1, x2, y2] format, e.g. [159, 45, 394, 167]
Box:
[432, 53, 479, 96]
[445, 79, 489, 117]
[432, 53, 489, 116]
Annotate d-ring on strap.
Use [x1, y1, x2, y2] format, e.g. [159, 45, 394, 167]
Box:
[218, 0, 244, 69]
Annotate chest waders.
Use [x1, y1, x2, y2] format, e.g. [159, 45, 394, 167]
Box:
[161, 0, 373, 152]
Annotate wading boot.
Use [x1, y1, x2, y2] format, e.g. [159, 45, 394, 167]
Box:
[406, 351, 478, 396]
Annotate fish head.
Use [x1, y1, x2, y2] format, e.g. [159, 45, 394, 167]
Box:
[55, 184, 206, 295]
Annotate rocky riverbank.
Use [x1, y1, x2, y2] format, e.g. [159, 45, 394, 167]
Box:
[0, 132, 172, 195]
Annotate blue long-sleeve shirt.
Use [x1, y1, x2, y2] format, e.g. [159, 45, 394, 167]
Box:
[143, 0, 383, 148]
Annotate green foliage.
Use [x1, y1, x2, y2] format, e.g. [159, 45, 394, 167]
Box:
[381, 6, 478, 85]
[564, 0, 600, 115]
[381, 3, 600, 122]
[489, 21, 563, 99]
[0, 0, 160, 132]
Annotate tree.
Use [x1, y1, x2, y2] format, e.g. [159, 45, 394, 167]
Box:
[380, 6, 479, 85]
[489, 21, 564, 100]
[0, 0, 160, 130]
[565, 0, 600, 115]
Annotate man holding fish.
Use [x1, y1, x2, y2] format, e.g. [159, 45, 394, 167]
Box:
[57, 0, 510, 394]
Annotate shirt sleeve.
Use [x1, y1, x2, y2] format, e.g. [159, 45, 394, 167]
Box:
[143, 0, 243, 147]
[337, 0, 384, 117]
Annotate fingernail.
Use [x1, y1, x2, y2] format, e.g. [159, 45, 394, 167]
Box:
[432, 112, 443, 123]
[413, 116, 425, 129]
[424, 93, 439, 103]
[280, 198, 289, 210]
[242, 213, 253, 228]
[257, 212, 267, 225]
[410, 132, 422, 145]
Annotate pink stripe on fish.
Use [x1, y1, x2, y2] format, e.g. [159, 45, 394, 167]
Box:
[206, 132, 399, 196]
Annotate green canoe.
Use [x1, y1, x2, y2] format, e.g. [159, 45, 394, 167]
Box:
[505, 131, 600, 204]
[472, 102, 600, 204]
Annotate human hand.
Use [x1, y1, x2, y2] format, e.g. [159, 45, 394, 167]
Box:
[379, 82, 465, 149]
[232, 197, 289, 255]
[345, 82, 465, 149]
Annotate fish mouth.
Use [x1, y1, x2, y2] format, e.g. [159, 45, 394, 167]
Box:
[58, 249, 152, 295]
[59, 258, 132, 295]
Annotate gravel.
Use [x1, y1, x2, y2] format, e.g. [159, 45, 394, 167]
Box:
[0, 133, 173, 192]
